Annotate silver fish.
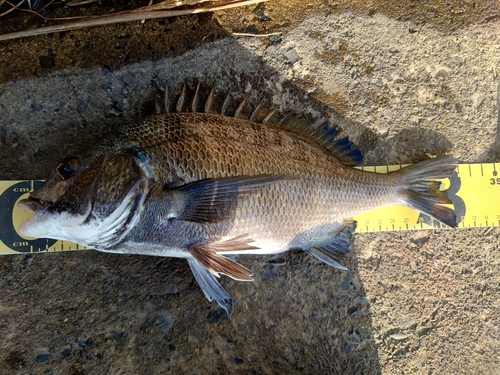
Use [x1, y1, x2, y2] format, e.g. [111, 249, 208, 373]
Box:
[18, 82, 457, 314]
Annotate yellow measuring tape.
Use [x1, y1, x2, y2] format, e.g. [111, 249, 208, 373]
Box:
[0, 162, 498, 255]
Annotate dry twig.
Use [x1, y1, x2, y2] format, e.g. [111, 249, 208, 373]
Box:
[232, 31, 281, 37]
[0, 0, 25, 18]
[0, 0, 267, 41]
[67, 0, 102, 6]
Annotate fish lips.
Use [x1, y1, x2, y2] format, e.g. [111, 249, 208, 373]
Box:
[17, 198, 50, 237]
[18, 198, 48, 213]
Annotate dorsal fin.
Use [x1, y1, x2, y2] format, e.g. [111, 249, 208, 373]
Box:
[160, 81, 363, 166]
[249, 99, 264, 122]
[220, 87, 234, 116]
[176, 80, 191, 113]
[204, 83, 216, 113]
[191, 80, 203, 112]
[273, 112, 362, 166]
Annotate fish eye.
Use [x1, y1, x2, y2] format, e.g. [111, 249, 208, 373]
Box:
[56, 157, 79, 180]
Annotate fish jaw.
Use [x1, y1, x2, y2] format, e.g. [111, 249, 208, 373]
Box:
[18, 202, 92, 242]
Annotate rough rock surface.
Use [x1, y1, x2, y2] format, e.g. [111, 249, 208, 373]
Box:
[0, 1, 499, 374]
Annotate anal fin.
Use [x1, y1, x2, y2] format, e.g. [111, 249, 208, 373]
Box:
[189, 236, 256, 281]
[305, 220, 357, 271]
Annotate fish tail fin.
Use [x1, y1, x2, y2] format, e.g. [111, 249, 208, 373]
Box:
[395, 155, 458, 227]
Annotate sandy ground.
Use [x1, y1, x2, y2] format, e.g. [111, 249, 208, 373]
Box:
[0, 1, 499, 374]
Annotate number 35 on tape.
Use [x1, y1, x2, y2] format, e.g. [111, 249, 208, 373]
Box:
[0, 162, 498, 254]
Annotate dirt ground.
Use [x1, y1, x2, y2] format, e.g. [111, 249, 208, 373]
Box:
[0, 1, 499, 374]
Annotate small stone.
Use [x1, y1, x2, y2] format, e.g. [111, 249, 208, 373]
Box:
[207, 308, 230, 323]
[348, 306, 358, 314]
[340, 275, 350, 292]
[347, 329, 361, 344]
[35, 349, 54, 364]
[353, 296, 369, 306]
[283, 47, 300, 64]
[374, 78, 384, 87]
[111, 330, 123, 340]
[476, 150, 489, 162]
[390, 333, 408, 342]
[471, 94, 483, 109]
[418, 326, 432, 336]
[36, 353, 51, 363]
[351, 275, 362, 291]
[416, 357, 428, 368]
[409, 115, 421, 125]
[410, 233, 429, 245]
[244, 24, 258, 34]
[39, 55, 55, 69]
[389, 47, 399, 53]
[400, 317, 417, 330]
[383, 327, 399, 337]
[260, 264, 277, 279]
[391, 74, 404, 83]
[61, 347, 72, 358]
[268, 35, 282, 43]
[453, 56, 464, 66]
[377, 121, 388, 135]
[155, 314, 175, 333]
[427, 65, 451, 79]
[434, 69, 450, 78]
[231, 357, 244, 365]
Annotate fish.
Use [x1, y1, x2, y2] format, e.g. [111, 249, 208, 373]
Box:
[17, 81, 458, 315]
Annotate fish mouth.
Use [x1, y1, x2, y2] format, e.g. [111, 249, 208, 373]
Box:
[17, 198, 49, 213]
[17, 198, 51, 238]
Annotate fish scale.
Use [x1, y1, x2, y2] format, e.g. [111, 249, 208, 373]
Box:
[123, 113, 397, 246]
[16, 82, 458, 315]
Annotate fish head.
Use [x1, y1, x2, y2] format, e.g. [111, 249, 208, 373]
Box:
[18, 148, 151, 248]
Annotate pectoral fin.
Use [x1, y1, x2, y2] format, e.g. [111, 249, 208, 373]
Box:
[305, 220, 357, 271]
[189, 236, 256, 281]
[166, 175, 281, 223]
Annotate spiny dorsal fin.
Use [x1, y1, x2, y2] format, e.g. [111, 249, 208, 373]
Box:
[234, 94, 249, 119]
[164, 82, 171, 114]
[191, 80, 203, 112]
[161, 80, 363, 166]
[176, 80, 191, 113]
[204, 83, 216, 113]
[262, 108, 279, 124]
[220, 87, 233, 116]
[249, 99, 264, 122]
